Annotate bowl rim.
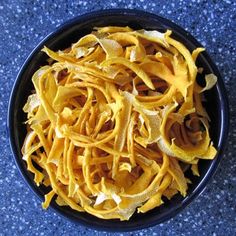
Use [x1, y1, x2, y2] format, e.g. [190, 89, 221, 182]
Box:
[7, 8, 229, 232]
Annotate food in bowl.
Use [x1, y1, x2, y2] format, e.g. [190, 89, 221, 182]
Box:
[22, 26, 217, 220]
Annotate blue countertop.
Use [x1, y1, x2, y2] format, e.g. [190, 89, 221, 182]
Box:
[0, 0, 235, 235]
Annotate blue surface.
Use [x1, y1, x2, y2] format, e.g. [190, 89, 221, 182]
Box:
[0, 0, 236, 235]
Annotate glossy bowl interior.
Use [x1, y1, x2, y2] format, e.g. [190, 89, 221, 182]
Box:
[7, 9, 229, 231]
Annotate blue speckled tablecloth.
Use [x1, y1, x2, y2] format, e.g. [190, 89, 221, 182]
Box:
[0, 0, 235, 235]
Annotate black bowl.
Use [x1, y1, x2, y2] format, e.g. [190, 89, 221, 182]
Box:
[7, 9, 229, 231]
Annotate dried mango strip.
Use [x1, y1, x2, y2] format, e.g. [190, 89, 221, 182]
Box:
[108, 33, 146, 61]
[41, 153, 84, 212]
[101, 57, 155, 90]
[72, 34, 123, 58]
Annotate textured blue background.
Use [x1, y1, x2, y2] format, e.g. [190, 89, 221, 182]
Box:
[0, 0, 236, 235]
